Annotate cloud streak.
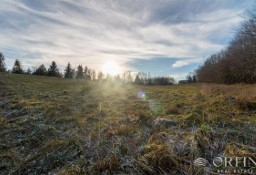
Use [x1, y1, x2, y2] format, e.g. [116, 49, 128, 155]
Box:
[172, 61, 190, 68]
[0, 0, 253, 75]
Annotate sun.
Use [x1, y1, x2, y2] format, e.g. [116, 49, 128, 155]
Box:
[102, 61, 120, 75]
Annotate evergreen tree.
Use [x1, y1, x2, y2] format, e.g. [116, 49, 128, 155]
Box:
[0, 52, 6, 72]
[64, 62, 74, 78]
[88, 70, 92, 80]
[26, 68, 32, 75]
[192, 75, 197, 83]
[127, 71, 133, 83]
[12, 59, 23, 74]
[84, 66, 91, 80]
[134, 75, 140, 84]
[91, 70, 96, 80]
[33, 64, 47, 76]
[48, 61, 60, 77]
[187, 75, 193, 83]
[76, 65, 84, 79]
[97, 71, 104, 80]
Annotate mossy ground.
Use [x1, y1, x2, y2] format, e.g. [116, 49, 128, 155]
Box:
[0, 73, 256, 174]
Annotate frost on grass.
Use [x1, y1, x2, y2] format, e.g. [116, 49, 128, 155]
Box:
[0, 74, 256, 174]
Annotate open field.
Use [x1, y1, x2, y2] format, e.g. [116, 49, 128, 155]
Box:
[1, 73, 256, 174]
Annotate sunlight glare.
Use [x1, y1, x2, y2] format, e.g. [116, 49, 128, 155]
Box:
[102, 61, 120, 75]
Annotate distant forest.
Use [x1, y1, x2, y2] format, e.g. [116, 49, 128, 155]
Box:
[0, 54, 176, 85]
[195, 7, 256, 84]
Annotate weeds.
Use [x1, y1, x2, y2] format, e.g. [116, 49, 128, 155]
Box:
[0, 74, 256, 174]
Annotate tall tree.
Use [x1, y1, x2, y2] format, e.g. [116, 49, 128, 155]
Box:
[84, 66, 91, 80]
[123, 71, 132, 83]
[127, 71, 133, 83]
[192, 75, 197, 83]
[48, 61, 60, 77]
[12, 59, 23, 74]
[97, 71, 104, 80]
[0, 52, 6, 72]
[26, 68, 32, 75]
[64, 62, 74, 78]
[88, 69, 93, 80]
[134, 75, 141, 84]
[195, 6, 256, 84]
[76, 65, 84, 79]
[33, 64, 47, 76]
[91, 70, 96, 80]
[186, 75, 193, 83]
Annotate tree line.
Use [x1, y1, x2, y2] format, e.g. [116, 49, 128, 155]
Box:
[134, 72, 175, 85]
[195, 7, 256, 84]
[0, 54, 176, 85]
[0, 56, 103, 80]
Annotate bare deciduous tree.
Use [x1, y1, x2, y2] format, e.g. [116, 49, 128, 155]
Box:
[196, 6, 256, 84]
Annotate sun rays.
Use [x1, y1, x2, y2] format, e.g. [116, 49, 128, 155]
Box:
[102, 61, 121, 76]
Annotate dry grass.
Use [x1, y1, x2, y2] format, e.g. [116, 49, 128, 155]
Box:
[0, 73, 256, 174]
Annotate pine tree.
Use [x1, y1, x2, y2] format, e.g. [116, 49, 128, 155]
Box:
[187, 75, 193, 83]
[48, 61, 60, 77]
[97, 71, 104, 80]
[76, 65, 84, 79]
[91, 70, 96, 80]
[84, 66, 91, 80]
[12, 59, 23, 74]
[134, 75, 140, 84]
[26, 68, 32, 75]
[33, 64, 47, 76]
[0, 52, 6, 72]
[148, 78, 152, 85]
[127, 71, 133, 83]
[192, 75, 197, 83]
[87, 68, 92, 80]
[64, 62, 74, 78]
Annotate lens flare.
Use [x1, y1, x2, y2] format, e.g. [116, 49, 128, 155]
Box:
[136, 90, 146, 100]
[149, 100, 161, 113]
[136, 90, 163, 114]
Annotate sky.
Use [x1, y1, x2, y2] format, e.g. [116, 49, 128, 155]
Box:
[0, 0, 254, 80]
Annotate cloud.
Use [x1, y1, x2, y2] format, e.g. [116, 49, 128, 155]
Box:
[172, 61, 190, 68]
[0, 0, 253, 73]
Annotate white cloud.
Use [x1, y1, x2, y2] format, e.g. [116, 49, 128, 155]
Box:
[172, 61, 190, 68]
[0, 0, 253, 73]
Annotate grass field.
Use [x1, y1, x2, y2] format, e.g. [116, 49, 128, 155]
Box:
[0, 73, 256, 174]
